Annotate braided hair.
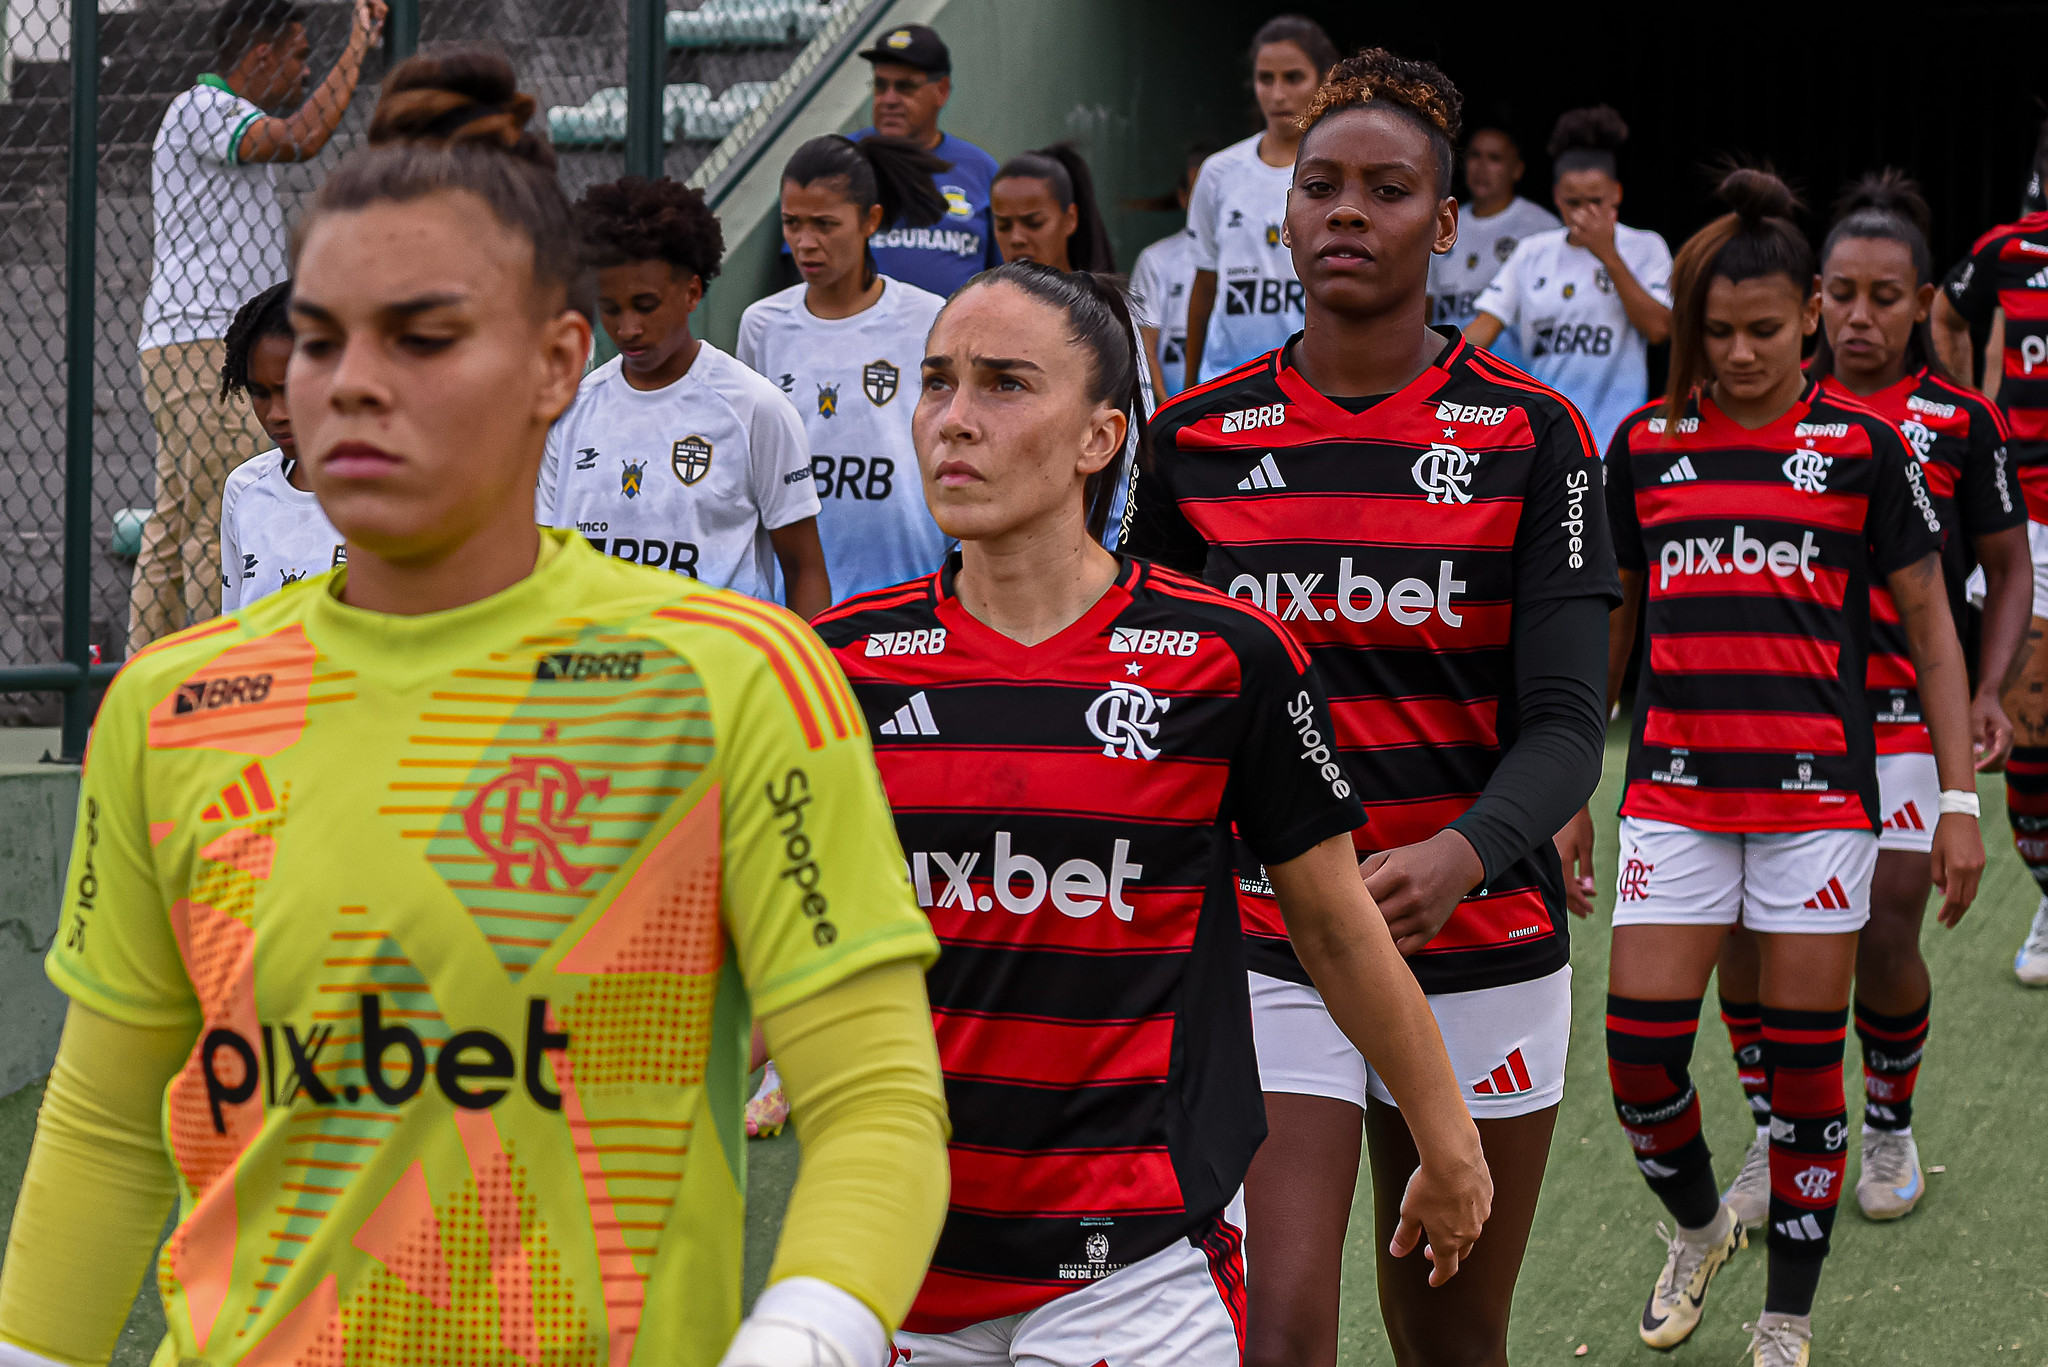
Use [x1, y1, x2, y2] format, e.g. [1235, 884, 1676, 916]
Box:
[1296, 48, 1462, 195]
[220, 280, 292, 401]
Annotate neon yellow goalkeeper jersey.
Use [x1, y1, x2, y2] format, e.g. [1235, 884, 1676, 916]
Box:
[47, 529, 937, 1367]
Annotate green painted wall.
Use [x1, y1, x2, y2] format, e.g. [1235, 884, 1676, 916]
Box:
[694, 0, 1256, 351]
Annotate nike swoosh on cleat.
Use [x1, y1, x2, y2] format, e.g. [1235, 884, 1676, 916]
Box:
[1894, 1173, 1921, 1200]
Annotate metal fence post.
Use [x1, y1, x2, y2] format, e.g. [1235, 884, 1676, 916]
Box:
[58, 0, 99, 763]
[625, 0, 663, 180]
[386, 0, 419, 65]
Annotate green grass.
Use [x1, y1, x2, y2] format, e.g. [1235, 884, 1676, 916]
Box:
[3, 732, 2043, 1363]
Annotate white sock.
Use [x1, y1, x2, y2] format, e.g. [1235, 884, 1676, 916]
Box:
[1863, 1122, 1911, 1138]
[1755, 1123, 1771, 1144]
[1680, 1203, 1732, 1247]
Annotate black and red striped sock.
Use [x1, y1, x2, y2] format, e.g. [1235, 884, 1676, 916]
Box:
[1607, 994, 1720, 1228]
[1762, 1004, 1849, 1315]
[1719, 995, 1770, 1134]
[2006, 747, 2048, 893]
[1854, 997, 1929, 1133]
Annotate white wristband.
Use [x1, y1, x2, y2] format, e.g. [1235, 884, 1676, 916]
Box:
[718, 1277, 888, 1367]
[1938, 789, 1981, 817]
[0, 1341, 71, 1367]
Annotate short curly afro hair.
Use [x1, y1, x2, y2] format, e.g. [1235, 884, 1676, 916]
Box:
[574, 175, 724, 283]
[1297, 47, 1462, 196]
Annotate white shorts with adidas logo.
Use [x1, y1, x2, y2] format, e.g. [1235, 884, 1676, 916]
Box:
[1876, 751, 1939, 854]
[1613, 816, 1877, 934]
[1247, 966, 1571, 1120]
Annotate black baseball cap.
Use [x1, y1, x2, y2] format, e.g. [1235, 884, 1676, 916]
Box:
[858, 23, 950, 75]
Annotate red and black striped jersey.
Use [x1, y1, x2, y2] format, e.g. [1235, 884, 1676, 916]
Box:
[1942, 211, 2048, 517]
[814, 556, 1362, 1335]
[1607, 382, 1946, 832]
[1818, 371, 2023, 755]
[1122, 333, 1620, 996]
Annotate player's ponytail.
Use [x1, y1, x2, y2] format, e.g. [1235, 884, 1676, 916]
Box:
[295, 45, 581, 314]
[1662, 165, 1813, 422]
[994, 145, 1116, 273]
[782, 134, 950, 287]
[1548, 105, 1628, 182]
[1812, 169, 1944, 381]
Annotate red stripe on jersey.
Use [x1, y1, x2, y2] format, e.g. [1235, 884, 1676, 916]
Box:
[1644, 707, 1847, 754]
[1875, 722, 1932, 756]
[1650, 563, 1849, 609]
[1466, 351, 1600, 457]
[877, 746, 1229, 820]
[1923, 372, 2013, 441]
[1273, 598, 1513, 651]
[934, 1009, 1174, 1089]
[656, 606, 826, 749]
[811, 578, 934, 628]
[1354, 793, 1479, 851]
[2020, 464, 2048, 515]
[2000, 287, 2048, 320]
[1866, 652, 1916, 689]
[1179, 493, 1522, 548]
[699, 595, 859, 739]
[1871, 588, 1901, 625]
[1143, 570, 1313, 673]
[1419, 886, 1552, 953]
[1331, 694, 1499, 750]
[1636, 482, 1869, 533]
[1648, 633, 1840, 679]
[924, 884, 1204, 954]
[949, 1143, 1186, 1217]
[1620, 782, 1869, 832]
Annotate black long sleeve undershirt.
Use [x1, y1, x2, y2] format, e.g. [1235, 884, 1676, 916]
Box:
[1448, 592, 1610, 885]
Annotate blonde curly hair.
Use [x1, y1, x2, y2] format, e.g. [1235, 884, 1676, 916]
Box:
[1296, 48, 1462, 192]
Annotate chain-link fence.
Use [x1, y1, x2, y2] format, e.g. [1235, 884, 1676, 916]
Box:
[0, 0, 851, 750]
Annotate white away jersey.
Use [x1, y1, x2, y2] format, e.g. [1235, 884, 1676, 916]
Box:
[1188, 133, 1300, 383]
[539, 344, 821, 603]
[735, 277, 949, 601]
[1475, 223, 1673, 452]
[1131, 229, 1198, 395]
[1430, 196, 1560, 370]
[218, 448, 345, 611]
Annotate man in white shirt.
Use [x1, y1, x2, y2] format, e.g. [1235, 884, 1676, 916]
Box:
[1429, 126, 1560, 370]
[129, 0, 385, 653]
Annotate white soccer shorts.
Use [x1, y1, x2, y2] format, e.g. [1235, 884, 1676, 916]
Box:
[1247, 966, 1571, 1119]
[1876, 751, 1940, 854]
[1964, 518, 2048, 619]
[891, 1196, 1246, 1366]
[1613, 816, 1878, 933]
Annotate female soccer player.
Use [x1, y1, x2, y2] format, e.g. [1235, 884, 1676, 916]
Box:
[1601, 168, 1984, 1366]
[1465, 105, 1672, 453]
[1125, 49, 1619, 1367]
[814, 259, 1490, 1367]
[1130, 144, 1213, 397]
[0, 48, 948, 1367]
[1182, 15, 1337, 386]
[539, 175, 831, 617]
[1427, 123, 1558, 368]
[739, 133, 953, 602]
[216, 280, 345, 611]
[1713, 171, 2030, 1230]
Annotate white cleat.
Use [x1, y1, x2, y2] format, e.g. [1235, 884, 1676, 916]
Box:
[1723, 1133, 1771, 1232]
[1857, 1130, 1924, 1220]
[1742, 1312, 1812, 1366]
[2017, 898, 2048, 987]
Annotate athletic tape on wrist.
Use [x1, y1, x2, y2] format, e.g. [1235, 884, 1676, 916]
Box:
[726, 1277, 886, 1367]
[1937, 789, 1981, 817]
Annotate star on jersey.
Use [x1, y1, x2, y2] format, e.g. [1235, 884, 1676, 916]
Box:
[1124, 662, 1143, 677]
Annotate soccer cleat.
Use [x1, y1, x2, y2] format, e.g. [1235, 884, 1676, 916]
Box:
[1857, 1130, 1924, 1220]
[1741, 1312, 1812, 1366]
[1637, 1207, 1741, 1349]
[746, 1065, 789, 1139]
[1723, 1133, 1771, 1232]
[2017, 898, 2048, 987]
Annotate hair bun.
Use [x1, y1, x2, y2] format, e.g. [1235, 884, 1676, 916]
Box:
[369, 45, 552, 169]
[1715, 165, 1798, 226]
[1548, 105, 1627, 158]
[1835, 167, 1930, 238]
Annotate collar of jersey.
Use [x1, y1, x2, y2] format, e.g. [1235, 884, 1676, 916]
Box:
[1270, 327, 1459, 429]
[934, 551, 1139, 674]
[1692, 378, 1818, 444]
[305, 526, 582, 687]
[197, 73, 234, 93]
[1819, 367, 1922, 420]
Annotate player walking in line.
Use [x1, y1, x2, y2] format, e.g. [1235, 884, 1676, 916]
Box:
[815, 259, 1489, 1367]
[0, 47, 949, 1367]
[1465, 106, 1672, 454]
[539, 175, 832, 617]
[1932, 134, 2048, 984]
[1713, 172, 2031, 1229]
[1130, 144, 1216, 398]
[1427, 122, 1558, 370]
[216, 281, 345, 612]
[1600, 168, 1984, 1367]
[1182, 15, 1338, 386]
[1125, 50, 1619, 1367]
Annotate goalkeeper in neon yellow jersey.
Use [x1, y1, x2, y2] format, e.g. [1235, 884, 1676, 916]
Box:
[0, 45, 948, 1367]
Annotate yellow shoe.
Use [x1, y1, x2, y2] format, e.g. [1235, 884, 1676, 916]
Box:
[1742, 1312, 1812, 1365]
[1638, 1206, 1741, 1350]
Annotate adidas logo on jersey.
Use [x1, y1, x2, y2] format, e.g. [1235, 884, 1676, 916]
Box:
[1470, 1047, 1535, 1097]
[1659, 456, 1699, 483]
[1884, 801, 1928, 833]
[1804, 876, 1854, 911]
[201, 761, 279, 822]
[1237, 454, 1286, 490]
[2029, 267, 2048, 289]
[865, 628, 947, 657]
[1219, 402, 1285, 434]
[877, 691, 940, 736]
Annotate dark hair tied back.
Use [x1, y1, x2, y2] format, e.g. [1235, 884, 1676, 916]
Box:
[1812, 169, 1942, 381]
[1548, 105, 1626, 181]
[995, 145, 1116, 273]
[369, 45, 554, 169]
[1662, 165, 1813, 420]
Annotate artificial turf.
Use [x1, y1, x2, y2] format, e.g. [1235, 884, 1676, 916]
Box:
[1, 726, 2041, 1364]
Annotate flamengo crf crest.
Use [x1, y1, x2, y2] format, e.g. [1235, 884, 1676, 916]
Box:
[672, 435, 713, 485]
[863, 358, 901, 406]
